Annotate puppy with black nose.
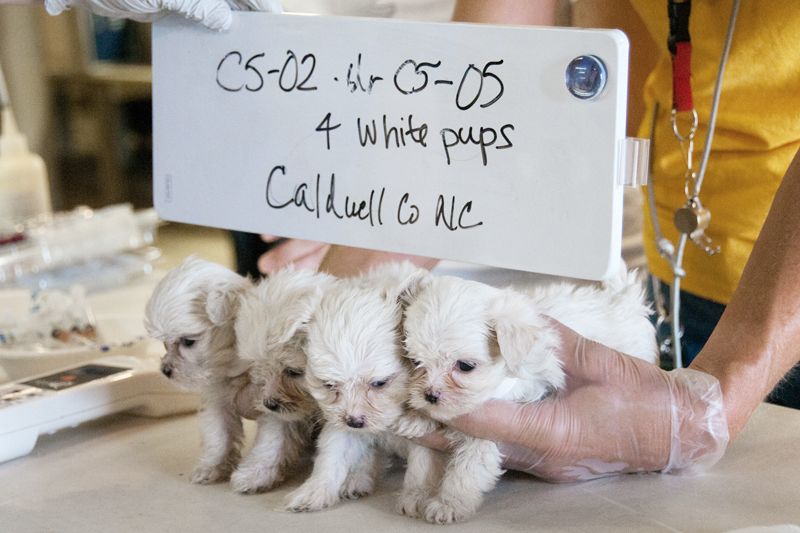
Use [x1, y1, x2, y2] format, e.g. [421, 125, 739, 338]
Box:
[285, 263, 443, 517]
[145, 257, 251, 485]
[231, 267, 333, 494]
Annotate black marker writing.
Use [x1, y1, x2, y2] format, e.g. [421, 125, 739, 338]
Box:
[358, 115, 428, 149]
[434, 195, 484, 231]
[216, 52, 507, 115]
[216, 51, 245, 92]
[345, 53, 383, 94]
[279, 50, 318, 92]
[316, 112, 342, 150]
[455, 60, 505, 110]
[397, 193, 420, 225]
[393, 59, 442, 95]
[216, 49, 317, 93]
[440, 123, 515, 166]
[265, 165, 386, 227]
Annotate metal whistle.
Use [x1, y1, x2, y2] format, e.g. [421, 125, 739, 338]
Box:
[674, 199, 710, 235]
[674, 198, 720, 255]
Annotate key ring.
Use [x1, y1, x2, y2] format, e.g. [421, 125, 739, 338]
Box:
[671, 108, 698, 142]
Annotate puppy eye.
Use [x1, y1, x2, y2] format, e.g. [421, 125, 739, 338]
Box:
[180, 337, 196, 348]
[324, 382, 337, 390]
[283, 367, 304, 378]
[410, 359, 423, 368]
[369, 378, 389, 389]
[456, 360, 476, 372]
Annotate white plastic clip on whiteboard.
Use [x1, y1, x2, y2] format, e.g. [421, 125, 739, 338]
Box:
[618, 137, 650, 187]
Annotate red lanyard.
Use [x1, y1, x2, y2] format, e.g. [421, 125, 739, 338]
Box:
[668, 0, 693, 113]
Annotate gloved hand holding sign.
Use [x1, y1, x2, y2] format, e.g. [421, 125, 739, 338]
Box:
[44, 0, 281, 31]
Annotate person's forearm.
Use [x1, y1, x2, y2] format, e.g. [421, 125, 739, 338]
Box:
[691, 148, 800, 438]
[318, 246, 438, 278]
[452, 0, 558, 25]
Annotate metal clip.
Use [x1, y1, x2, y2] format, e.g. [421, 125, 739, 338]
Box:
[683, 170, 699, 201]
[618, 137, 650, 187]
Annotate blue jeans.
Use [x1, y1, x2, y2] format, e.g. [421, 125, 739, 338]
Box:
[655, 281, 800, 410]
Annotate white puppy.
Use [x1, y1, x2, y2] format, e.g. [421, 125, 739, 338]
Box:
[285, 264, 444, 517]
[144, 257, 250, 485]
[401, 269, 658, 523]
[230, 267, 334, 494]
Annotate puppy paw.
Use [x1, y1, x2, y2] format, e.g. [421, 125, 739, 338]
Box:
[424, 498, 473, 525]
[339, 471, 374, 500]
[396, 489, 429, 518]
[393, 413, 439, 439]
[230, 464, 283, 494]
[191, 463, 231, 485]
[286, 482, 340, 512]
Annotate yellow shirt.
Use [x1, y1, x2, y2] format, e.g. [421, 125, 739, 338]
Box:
[629, 0, 800, 304]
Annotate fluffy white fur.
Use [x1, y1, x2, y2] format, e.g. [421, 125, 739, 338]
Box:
[400, 267, 658, 523]
[286, 263, 444, 517]
[144, 257, 251, 485]
[231, 267, 334, 494]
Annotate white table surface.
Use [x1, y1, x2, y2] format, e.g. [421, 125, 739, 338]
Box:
[0, 402, 798, 533]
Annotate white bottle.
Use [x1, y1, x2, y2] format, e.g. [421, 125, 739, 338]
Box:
[0, 107, 52, 224]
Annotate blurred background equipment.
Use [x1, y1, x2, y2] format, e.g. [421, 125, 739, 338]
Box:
[0, 62, 52, 224]
[1, 5, 153, 211]
[0, 204, 160, 381]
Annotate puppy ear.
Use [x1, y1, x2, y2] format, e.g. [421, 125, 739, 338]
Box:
[272, 285, 323, 345]
[488, 289, 562, 386]
[290, 323, 309, 348]
[206, 278, 249, 326]
[387, 268, 431, 311]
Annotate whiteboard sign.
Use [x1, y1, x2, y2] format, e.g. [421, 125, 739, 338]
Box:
[152, 13, 629, 279]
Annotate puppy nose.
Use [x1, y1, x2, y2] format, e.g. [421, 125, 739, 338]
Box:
[424, 389, 440, 404]
[264, 398, 281, 411]
[161, 363, 173, 378]
[345, 415, 365, 429]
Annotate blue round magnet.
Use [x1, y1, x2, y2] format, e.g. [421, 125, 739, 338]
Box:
[565, 55, 608, 100]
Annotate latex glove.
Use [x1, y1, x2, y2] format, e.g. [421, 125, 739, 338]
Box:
[45, 0, 282, 31]
[421, 321, 730, 482]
